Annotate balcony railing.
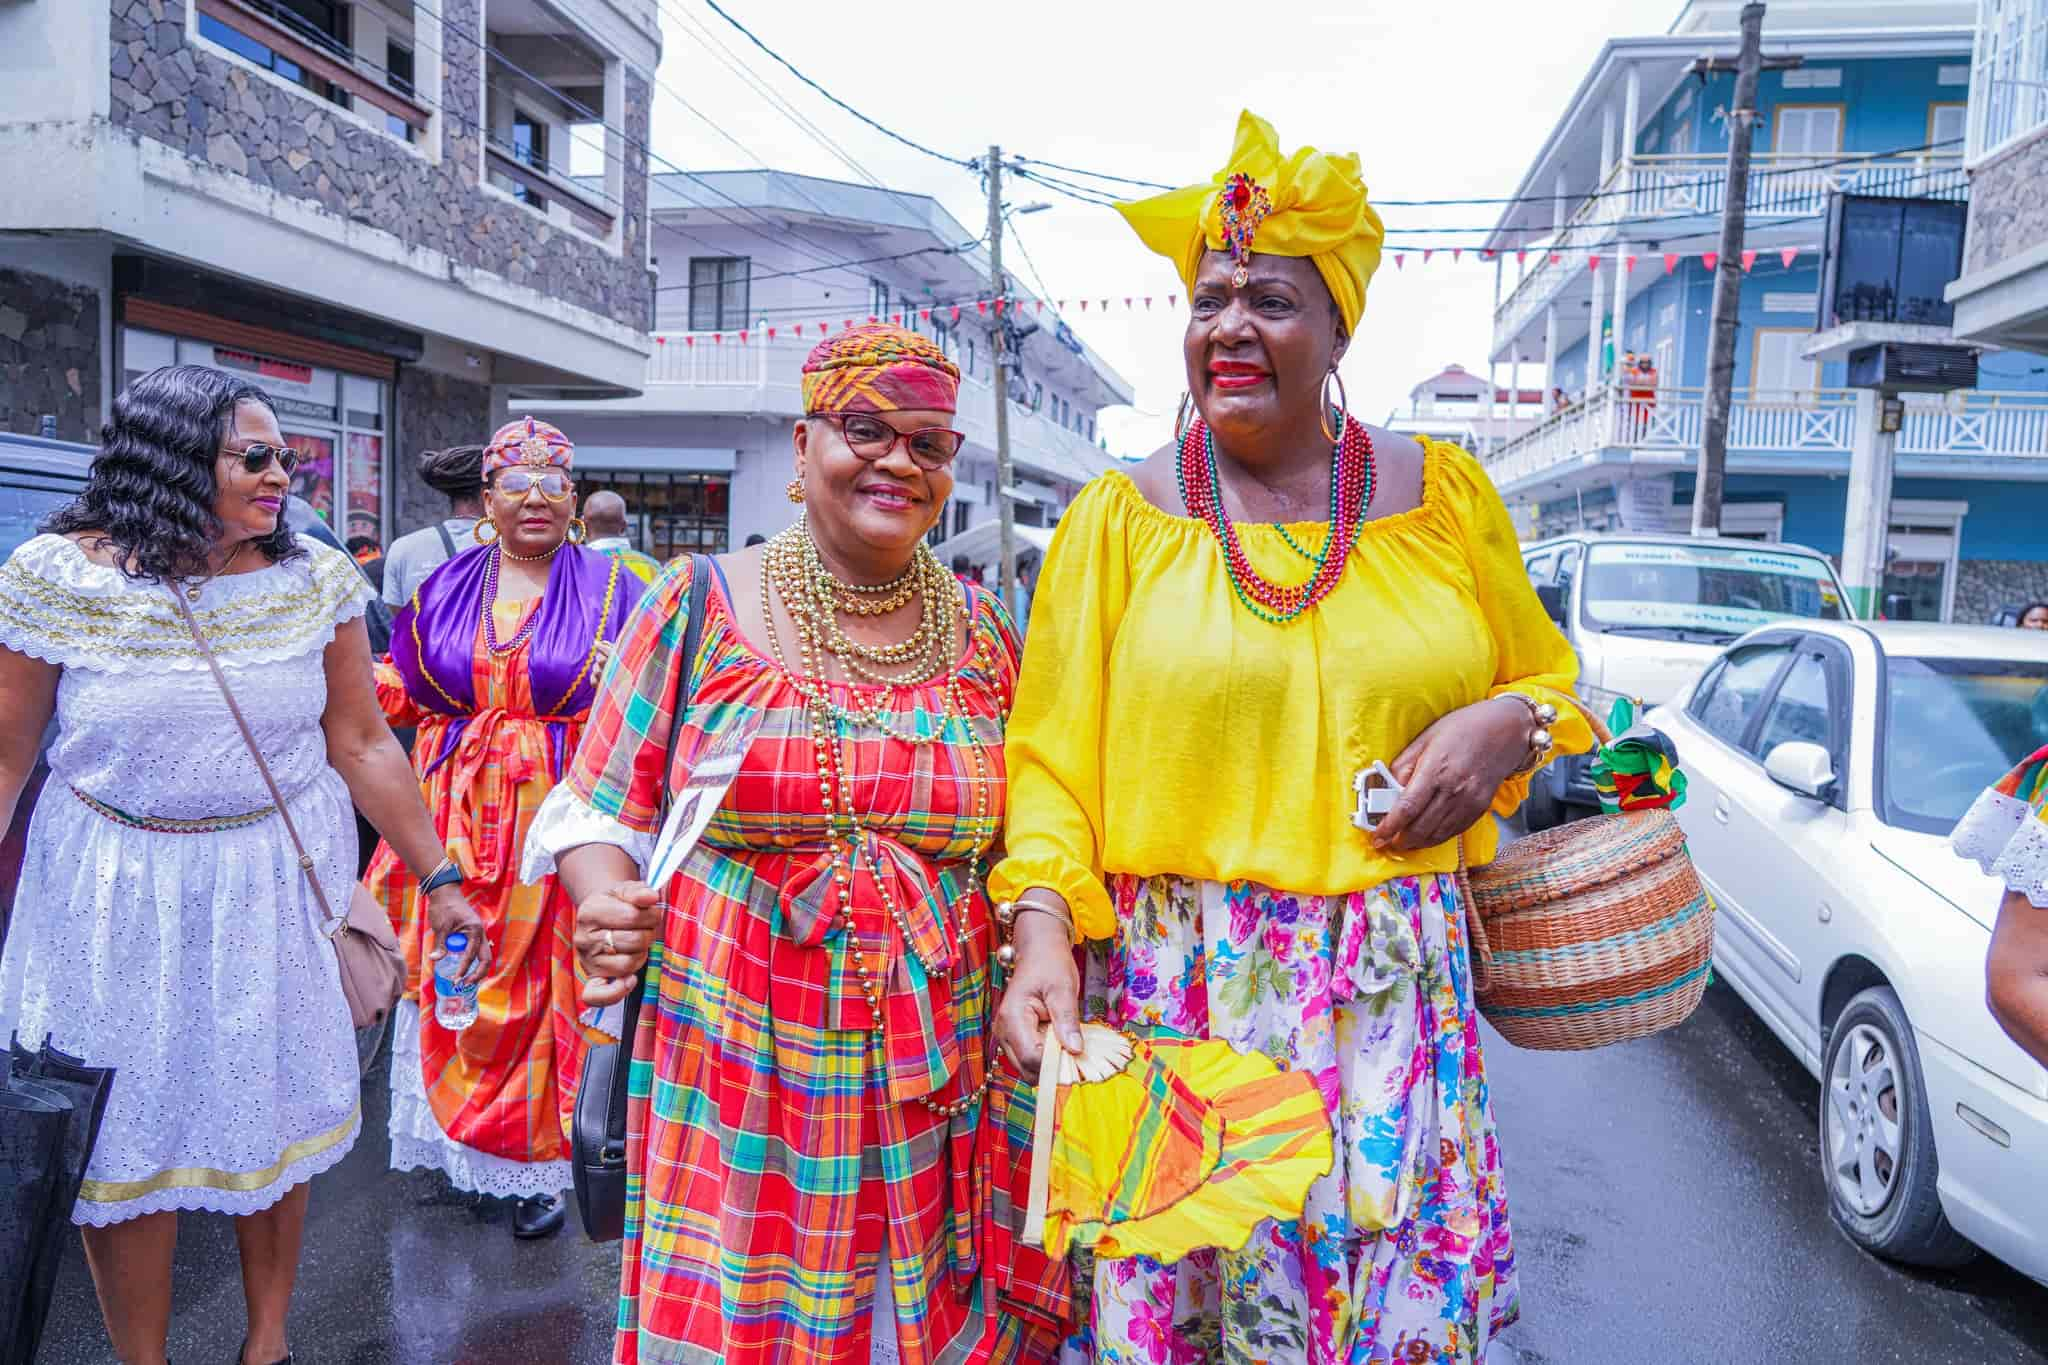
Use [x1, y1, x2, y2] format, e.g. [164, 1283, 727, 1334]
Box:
[640, 331, 1113, 484]
[1482, 384, 2048, 491]
[195, 0, 432, 133]
[1492, 150, 1967, 347]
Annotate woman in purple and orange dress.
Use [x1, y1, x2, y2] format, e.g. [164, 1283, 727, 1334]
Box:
[367, 417, 644, 1240]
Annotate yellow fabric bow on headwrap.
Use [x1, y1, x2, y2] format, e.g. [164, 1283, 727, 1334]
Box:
[1116, 110, 1385, 334]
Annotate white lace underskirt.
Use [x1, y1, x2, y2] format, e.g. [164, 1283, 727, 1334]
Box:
[386, 999, 573, 1201]
[1952, 788, 2048, 908]
[519, 785, 655, 885]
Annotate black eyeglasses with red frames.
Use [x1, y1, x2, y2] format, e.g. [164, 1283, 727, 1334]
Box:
[816, 412, 965, 472]
[229, 442, 302, 477]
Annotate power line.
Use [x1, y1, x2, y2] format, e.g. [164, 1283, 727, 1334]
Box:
[651, 238, 981, 293]
[698, 0, 975, 169]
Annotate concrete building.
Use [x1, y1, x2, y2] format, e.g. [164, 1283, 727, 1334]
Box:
[1479, 0, 2048, 623]
[1385, 364, 1544, 458]
[1947, 0, 2048, 352]
[0, 0, 659, 544]
[532, 169, 1133, 559]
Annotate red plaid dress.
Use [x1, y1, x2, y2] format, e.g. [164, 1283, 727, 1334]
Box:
[564, 558, 1060, 1365]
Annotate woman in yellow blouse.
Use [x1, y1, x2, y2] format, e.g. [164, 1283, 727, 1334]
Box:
[991, 112, 1590, 1364]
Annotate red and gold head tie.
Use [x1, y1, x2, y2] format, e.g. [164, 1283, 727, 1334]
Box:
[1217, 172, 1273, 288]
[482, 415, 574, 479]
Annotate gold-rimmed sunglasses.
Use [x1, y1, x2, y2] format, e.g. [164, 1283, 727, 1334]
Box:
[492, 468, 575, 501]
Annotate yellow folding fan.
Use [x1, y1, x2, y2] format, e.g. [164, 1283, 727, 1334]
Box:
[1022, 1023, 1334, 1265]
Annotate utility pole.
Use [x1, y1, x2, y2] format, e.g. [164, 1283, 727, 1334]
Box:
[1692, 1, 1766, 537]
[983, 145, 1019, 620]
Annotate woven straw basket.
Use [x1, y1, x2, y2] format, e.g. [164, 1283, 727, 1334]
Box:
[1459, 705, 1715, 1052]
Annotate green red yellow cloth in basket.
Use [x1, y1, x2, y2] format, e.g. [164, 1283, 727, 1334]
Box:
[1588, 697, 1687, 814]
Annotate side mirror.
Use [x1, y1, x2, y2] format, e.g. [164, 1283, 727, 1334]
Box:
[1535, 583, 1567, 626]
[1764, 740, 1835, 800]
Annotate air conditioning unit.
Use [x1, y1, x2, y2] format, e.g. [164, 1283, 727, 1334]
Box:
[1845, 343, 1977, 394]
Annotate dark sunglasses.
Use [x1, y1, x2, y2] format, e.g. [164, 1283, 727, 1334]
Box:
[231, 442, 302, 477]
[818, 412, 965, 471]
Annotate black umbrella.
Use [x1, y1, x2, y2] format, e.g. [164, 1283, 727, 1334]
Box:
[5, 1034, 115, 1364]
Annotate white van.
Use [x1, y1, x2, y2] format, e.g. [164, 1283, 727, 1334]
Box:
[1520, 532, 1854, 827]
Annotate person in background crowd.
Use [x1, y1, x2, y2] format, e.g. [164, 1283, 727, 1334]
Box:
[382, 444, 486, 609]
[1012, 555, 1037, 636]
[346, 534, 386, 593]
[743, 532, 767, 547]
[951, 551, 980, 585]
[366, 417, 645, 1241]
[0, 364, 485, 1365]
[992, 112, 1589, 1362]
[1956, 752, 2048, 1065]
[580, 490, 662, 586]
[529, 324, 1051, 1362]
[2019, 602, 2048, 630]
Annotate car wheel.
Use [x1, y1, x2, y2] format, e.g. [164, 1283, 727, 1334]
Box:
[1819, 986, 1977, 1267]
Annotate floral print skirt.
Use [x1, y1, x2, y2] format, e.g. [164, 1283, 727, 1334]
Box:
[1061, 873, 1517, 1365]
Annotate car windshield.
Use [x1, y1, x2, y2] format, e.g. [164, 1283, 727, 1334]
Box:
[1882, 656, 2048, 834]
[1581, 543, 1845, 638]
[0, 482, 76, 563]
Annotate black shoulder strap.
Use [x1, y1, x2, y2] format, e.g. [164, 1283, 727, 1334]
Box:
[434, 521, 459, 559]
[609, 554, 711, 1144]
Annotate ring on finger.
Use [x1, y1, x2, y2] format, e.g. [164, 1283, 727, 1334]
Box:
[602, 928, 617, 954]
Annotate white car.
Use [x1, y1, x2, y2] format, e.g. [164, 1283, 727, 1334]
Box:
[1649, 620, 2048, 1282]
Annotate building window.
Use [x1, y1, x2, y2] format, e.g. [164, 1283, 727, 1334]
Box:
[932, 321, 951, 355]
[386, 39, 414, 94]
[509, 109, 551, 209]
[1928, 101, 1968, 151]
[1772, 104, 1843, 158]
[1749, 327, 1820, 404]
[869, 279, 891, 320]
[572, 470, 731, 558]
[1031, 381, 1043, 411]
[963, 338, 977, 378]
[198, 0, 349, 106]
[688, 257, 751, 332]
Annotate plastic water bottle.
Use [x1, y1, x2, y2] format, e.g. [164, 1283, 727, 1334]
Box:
[434, 931, 480, 1031]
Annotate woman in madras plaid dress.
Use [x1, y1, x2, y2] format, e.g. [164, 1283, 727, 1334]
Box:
[526, 326, 1054, 1364]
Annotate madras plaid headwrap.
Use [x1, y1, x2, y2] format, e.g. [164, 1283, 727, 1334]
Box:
[800, 323, 960, 415]
[482, 415, 574, 479]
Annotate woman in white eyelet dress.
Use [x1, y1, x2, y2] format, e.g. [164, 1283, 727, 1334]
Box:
[0, 364, 486, 1365]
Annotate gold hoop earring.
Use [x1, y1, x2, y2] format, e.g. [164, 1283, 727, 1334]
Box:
[472, 517, 499, 545]
[1319, 369, 1349, 445]
[1173, 392, 1196, 443]
[786, 477, 806, 504]
[568, 517, 588, 545]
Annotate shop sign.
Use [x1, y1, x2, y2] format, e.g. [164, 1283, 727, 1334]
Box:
[211, 345, 340, 422]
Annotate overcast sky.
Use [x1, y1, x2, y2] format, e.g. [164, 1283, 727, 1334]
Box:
[631, 0, 1679, 457]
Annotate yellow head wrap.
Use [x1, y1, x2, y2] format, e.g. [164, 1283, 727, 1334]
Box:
[1115, 110, 1385, 335]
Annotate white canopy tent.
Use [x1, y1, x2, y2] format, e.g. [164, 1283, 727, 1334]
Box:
[930, 519, 1054, 577]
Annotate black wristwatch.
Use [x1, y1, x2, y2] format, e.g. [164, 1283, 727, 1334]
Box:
[420, 857, 465, 895]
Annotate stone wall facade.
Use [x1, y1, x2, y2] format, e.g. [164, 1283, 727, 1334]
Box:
[392, 367, 493, 536]
[1954, 558, 2048, 624]
[0, 268, 101, 443]
[1963, 131, 2048, 278]
[107, 0, 653, 331]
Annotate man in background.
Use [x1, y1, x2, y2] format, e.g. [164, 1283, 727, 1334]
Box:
[582, 489, 662, 585]
[382, 444, 487, 608]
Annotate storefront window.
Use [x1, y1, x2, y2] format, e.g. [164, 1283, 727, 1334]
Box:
[573, 470, 730, 560]
[120, 326, 392, 544]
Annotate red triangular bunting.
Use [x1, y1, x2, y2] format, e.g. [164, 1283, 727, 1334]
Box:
[1664, 253, 1679, 274]
[919, 309, 930, 322]
[844, 319, 854, 330]
[713, 333, 723, 344]
[1480, 249, 1495, 260]
[1394, 253, 1405, 269]
[1741, 249, 1757, 272]
[1168, 294, 1177, 307]
[1626, 255, 1639, 273]
[1516, 249, 1528, 265]
[1702, 252, 1720, 272]
[976, 300, 987, 314]
[767, 327, 776, 339]
[655, 335, 666, 345]
[890, 313, 901, 326]
[867, 315, 878, 325]
[1588, 255, 1602, 272]
[685, 336, 694, 347]
[739, 330, 748, 344]
[1423, 250, 1434, 264]
[1035, 301, 1044, 314]
[1453, 248, 1463, 262]
[1081, 300, 1089, 310]
[1780, 247, 1799, 268]
[950, 306, 960, 323]
[1124, 297, 1133, 309]
[793, 323, 804, 336]
[1145, 296, 1153, 308]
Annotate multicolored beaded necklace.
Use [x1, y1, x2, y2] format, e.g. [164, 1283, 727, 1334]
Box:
[481, 545, 548, 654]
[1176, 411, 1376, 624]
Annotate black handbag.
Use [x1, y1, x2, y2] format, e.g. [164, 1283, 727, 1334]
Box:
[572, 556, 709, 1243]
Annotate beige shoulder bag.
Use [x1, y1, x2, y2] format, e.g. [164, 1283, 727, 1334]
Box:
[169, 588, 405, 1034]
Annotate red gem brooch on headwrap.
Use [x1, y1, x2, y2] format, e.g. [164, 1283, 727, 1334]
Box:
[1217, 172, 1273, 288]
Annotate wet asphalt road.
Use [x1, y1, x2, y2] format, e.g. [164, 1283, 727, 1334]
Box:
[40, 985, 2048, 1363]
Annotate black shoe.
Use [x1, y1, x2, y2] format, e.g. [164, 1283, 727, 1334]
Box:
[235, 1345, 293, 1365]
[511, 1192, 565, 1240]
